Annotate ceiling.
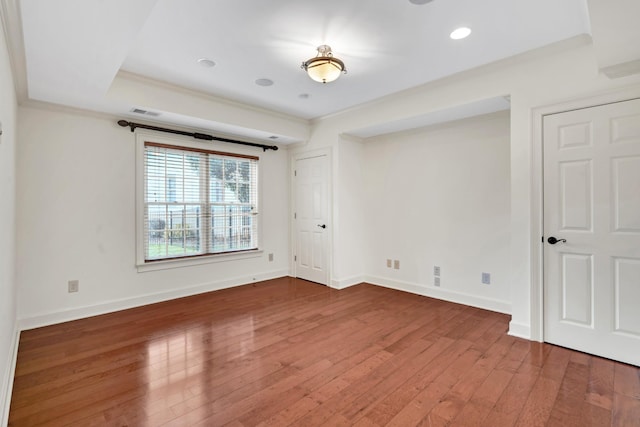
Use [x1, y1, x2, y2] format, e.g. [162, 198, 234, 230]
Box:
[6, 0, 595, 141]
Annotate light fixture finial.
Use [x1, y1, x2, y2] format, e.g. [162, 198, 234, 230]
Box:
[301, 45, 347, 84]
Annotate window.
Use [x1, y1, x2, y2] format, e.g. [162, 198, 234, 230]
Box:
[143, 142, 259, 262]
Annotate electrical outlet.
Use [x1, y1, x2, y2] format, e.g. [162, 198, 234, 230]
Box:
[434, 266, 440, 276]
[434, 277, 441, 287]
[268, 253, 274, 262]
[482, 273, 491, 285]
[68, 280, 79, 293]
[386, 259, 392, 268]
[394, 260, 400, 270]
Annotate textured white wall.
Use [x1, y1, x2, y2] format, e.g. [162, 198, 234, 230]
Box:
[16, 107, 290, 326]
[0, 13, 18, 424]
[362, 112, 511, 312]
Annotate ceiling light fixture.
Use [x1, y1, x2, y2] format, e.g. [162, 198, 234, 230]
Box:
[450, 27, 471, 40]
[301, 45, 346, 84]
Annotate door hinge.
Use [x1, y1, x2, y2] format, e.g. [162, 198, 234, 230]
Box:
[294, 170, 297, 177]
[294, 212, 297, 219]
[294, 255, 297, 261]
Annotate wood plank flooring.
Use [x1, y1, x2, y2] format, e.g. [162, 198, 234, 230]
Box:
[8, 277, 640, 426]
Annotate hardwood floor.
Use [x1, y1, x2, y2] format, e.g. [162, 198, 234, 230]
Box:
[8, 277, 640, 426]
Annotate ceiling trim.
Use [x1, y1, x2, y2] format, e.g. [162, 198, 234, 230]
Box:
[312, 34, 593, 125]
[20, 97, 291, 149]
[114, 71, 310, 127]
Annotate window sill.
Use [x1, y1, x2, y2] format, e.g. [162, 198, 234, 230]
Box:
[136, 249, 263, 272]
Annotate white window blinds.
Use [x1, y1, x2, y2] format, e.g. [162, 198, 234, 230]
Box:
[143, 142, 259, 261]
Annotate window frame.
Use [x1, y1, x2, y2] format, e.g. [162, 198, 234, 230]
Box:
[135, 132, 262, 272]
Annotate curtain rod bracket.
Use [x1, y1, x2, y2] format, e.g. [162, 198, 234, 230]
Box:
[117, 119, 278, 151]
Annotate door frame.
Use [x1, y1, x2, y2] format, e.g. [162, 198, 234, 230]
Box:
[530, 84, 640, 342]
[290, 147, 333, 285]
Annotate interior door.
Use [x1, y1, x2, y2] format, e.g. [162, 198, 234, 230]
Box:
[543, 98, 640, 367]
[294, 155, 329, 285]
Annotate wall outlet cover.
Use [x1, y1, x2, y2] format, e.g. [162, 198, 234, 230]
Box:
[434, 266, 440, 276]
[68, 280, 79, 293]
[482, 273, 491, 284]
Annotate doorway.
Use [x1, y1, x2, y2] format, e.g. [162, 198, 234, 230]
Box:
[293, 153, 330, 285]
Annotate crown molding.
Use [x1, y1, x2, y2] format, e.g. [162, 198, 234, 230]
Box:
[313, 34, 593, 125]
[115, 70, 310, 127]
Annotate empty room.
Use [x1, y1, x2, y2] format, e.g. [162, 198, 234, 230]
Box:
[1, 0, 640, 425]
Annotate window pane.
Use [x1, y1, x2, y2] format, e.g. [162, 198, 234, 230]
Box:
[238, 161, 250, 182]
[224, 159, 238, 182]
[144, 143, 258, 261]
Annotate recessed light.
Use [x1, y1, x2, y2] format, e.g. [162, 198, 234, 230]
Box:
[298, 93, 310, 99]
[409, 0, 433, 4]
[450, 27, 471, 40]
[255, 78, 274, 87]
[197, 58, 216, 68]
[268, 135, 279, 140]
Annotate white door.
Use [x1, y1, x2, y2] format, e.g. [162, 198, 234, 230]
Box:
[543, 98, 640, 367]
[294, 155, 329, 285]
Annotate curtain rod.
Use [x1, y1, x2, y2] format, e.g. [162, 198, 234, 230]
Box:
[117, 120, 279, 152]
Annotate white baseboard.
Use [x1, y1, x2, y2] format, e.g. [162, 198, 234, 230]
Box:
[364, 275, 511, 314]
[18, 269, 289, 331]
[330, 275, 364, 290]
[508, 320, 532, 340]
[1, 324, 19, 427]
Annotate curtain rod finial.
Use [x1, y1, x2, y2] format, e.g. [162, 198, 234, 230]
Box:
[117, 120, 135, 132]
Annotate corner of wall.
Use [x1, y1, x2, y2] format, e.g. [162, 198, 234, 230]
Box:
[507, 320, 532, 340]
[1, 324, 19, 427]
[330, 276, 364, 290]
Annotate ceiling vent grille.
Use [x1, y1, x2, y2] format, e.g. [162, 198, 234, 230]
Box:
[130, 108, 161, 117]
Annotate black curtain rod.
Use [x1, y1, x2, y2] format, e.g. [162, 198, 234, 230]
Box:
[117, 120, 279, 152]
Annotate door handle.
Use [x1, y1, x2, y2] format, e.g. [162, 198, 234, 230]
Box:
[317, 224, 326, 229]
[547, 236, 567, 245]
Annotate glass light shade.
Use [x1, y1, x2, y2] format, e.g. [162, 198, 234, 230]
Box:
[302, 45, 346, 84]
[305, 58, 345, 83]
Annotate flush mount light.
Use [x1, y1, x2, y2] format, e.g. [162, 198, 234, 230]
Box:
[450, 27, 472, 40]
[197, 58, 216, 68]
[301, 45, 346, 84]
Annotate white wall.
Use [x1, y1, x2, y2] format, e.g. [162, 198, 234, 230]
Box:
[16, 106, 290, 326]
[303, 36, 640, 339]
[362, 112, 511, 313]
[331, 135, 365, 288]
[0, 12, 18, 425]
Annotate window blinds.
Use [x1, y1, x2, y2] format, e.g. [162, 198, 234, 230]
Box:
[143, 142, 259, 261]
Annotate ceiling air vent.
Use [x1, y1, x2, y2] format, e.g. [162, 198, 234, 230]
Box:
[130, 108, 161, 117]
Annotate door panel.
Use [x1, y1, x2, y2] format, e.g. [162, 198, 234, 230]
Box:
[544, 97, 640, 367]
[559, 160, 592, 231]
[295, 155, 329, 285]
[614, 257, 640, 336]
[612, 156, 640, 232]
[560, 253, 593, 326]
